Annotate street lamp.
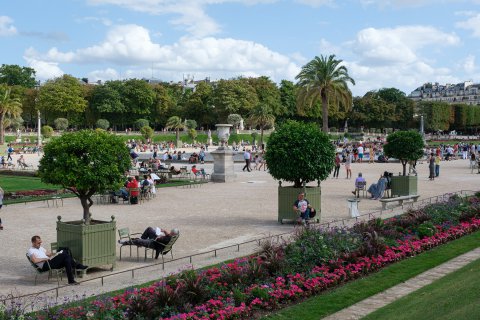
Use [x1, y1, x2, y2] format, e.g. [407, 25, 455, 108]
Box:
[37, 109, 41, 155]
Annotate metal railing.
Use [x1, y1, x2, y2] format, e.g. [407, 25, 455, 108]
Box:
[1, 189, 476, 306]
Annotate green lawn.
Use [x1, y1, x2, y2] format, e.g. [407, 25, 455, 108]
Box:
[263, 231, 480, 320]
[364, 258, 480, 320]
[0, 175, 60, 192]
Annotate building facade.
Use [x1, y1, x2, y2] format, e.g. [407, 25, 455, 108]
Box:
[409, 81, 480, 105]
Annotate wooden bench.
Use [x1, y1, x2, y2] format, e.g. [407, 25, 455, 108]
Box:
[379, 194, 420, 210]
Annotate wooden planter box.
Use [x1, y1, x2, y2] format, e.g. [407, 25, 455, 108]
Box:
[278, 183, 321, 224]
[391, 175, 418, 197]
[56, 216, 116, 274]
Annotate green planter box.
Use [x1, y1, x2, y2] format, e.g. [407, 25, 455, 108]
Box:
[278, 184, 321, 224]
[391, 175, 418, 197]
[56, 216, 116, 273]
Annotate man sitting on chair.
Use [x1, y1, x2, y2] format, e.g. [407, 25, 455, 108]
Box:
[27, 235, 88, 285]
[191, 165, 207, 178]
[119, 227, 179, 259]
[351, 172, 366, 198]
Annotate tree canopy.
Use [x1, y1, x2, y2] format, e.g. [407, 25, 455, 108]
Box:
[383, 131, 424, 176]
[0, 64, 37, 88]
[38, 130, 131, 223]
[0, 84, 22, 144]
[265, 120, 335, 187]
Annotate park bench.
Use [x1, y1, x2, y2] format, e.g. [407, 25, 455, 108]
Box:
[379, 194, 420, 210]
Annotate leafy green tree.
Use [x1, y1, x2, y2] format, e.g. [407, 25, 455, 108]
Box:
[296, 55, 355, 133]
[96, 119, 110, 130]
[266, 120, 335, 188]
[383, 131, 424, 176]
[135, 119, 149, 130]
[152, 83, 180, 128]
[185, 119, 197, 130]
[39, 130, 131, 223]
[90, 81, 125, 128]
[227, 114, 242, 129]
[377, 88, 414, 129]
[0, 84, 22, 144]
[121, 79, 155, 121]
[212, 79, 258, 121]
[251, 132, 258, 145]
[166, 116, 183, 146]
[188, 128, 197, 142]
[140, 125, 154, 140]
[41, 125, 54, 138]
[453, 104, 468, 131]
[249, 104, 275, 146]
[351, 91, 396, 128]
[418, 101, 451, 132]
[279, 80, 298, 118]
[183, 82, 215, 128]
[0, 64, 37, 88]
[247, 76, 284, 116]
[37, 75, 87, 123]
[54, 118, 69, 131]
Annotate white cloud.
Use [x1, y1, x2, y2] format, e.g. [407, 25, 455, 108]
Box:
[86, 0, 277, 37]
[23, 55, 64, 80]
[463, 55, 476, 73]
[456, 12, 480, 37]
[0, 16, 17, 36]
[294, 0, 336, 7]
[351, 26, 459, 66]
[24, 23, 300, 84]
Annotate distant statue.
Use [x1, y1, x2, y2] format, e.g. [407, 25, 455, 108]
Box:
[239, 119, 244, 131]
[16, 129, 21, 139]
[207, 129, 212, 139]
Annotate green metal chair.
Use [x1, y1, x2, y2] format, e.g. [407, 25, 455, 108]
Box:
[26, 253, 63, 286]
[144, 233, 180, 265]
[118, 228, 142, 261]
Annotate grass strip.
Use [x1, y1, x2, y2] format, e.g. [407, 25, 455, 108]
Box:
[263, 231, 480, 320]
[364, 258, 480, 320]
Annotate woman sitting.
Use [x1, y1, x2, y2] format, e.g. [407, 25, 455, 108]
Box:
[367, 171, 389, 200]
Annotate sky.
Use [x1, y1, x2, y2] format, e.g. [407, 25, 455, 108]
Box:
[1, 0, 480, 96]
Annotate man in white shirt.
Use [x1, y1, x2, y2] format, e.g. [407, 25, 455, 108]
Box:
[242, 149, 252, 172]
[27, 235, 87, 285]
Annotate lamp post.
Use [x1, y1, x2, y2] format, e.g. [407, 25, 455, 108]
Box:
[37, 109, 41, 155]
[420, 115, 425, 143]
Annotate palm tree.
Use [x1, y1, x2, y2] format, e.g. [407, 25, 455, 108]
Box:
[295, 55, 355, 133]
[249, 104, 275, 147]
[0, 85, 22, 144]
[166, 116, 184, 147]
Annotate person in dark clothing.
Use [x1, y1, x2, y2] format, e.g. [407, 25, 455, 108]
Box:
[28, 235, 88, 285]
[119, 227, 179, 259]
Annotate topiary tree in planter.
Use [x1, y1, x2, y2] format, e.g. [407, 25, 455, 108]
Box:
[383, 130, 424, 197]
[265, 120, 335, 223]
[140, 125, 154, 140]
[266, 120, 335, 188]
[39, 130, 131, 224]
[383, 130, 424, 176]
[38, 130, 131, 271]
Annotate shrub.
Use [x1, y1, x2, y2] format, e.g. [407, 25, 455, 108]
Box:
[265, 120, 335, 188]
[185, 119, 197, 130]
[416, 221, 437, 238]
[140, 125, 154, 140]
[53, 118, 68, 131]
[229, 132, 241, 143]
[188, 128, 197, 141]
[40, 125, 53, 138]
[96, 119, 110, 130]
[135, 119, 149, 130]
[383, 131, 424, 176]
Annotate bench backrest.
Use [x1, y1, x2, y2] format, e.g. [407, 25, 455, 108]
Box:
[26, 253, 45, 274]
[118, 227, 132, 241]
[161, 234, 180, 253]
[356, 180, 367, 189]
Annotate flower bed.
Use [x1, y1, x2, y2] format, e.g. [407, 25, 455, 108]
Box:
[8, 193, 480, 320]
[5, 189, 60, 200]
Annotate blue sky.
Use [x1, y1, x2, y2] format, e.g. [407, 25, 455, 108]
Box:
[1, 0, 480, 96]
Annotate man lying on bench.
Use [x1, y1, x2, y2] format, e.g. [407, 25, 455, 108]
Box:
[119, 227, 179, 259]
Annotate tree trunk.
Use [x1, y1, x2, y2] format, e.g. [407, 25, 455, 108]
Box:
[260, 126, 264, 147]
[321, 94, 328, 133]
[79, 196, 93, 224]
[0, 112, 4, 144]
[401, 160, 407, 176]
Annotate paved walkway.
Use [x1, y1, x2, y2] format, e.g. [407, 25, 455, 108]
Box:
[0, 154, 478, 310]
[324, 248, 480, 320]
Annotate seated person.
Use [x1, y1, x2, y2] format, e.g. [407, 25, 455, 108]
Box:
[119, 227, 179, 259]
[191, 165, 206, 178]
[293, 192, 316, 225]
[17, 155, 27, 168]
[126, 176, 140, 204]
[367, 171, 389, 200]
[27, 235, 88, 285]
[170, 166, 181, 175]
[189, 152, 199, 163]
[351, 172, 366, 198]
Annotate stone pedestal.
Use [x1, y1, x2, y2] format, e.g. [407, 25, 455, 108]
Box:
[208, 138, 212, 146]
[211, 147, 236, 183]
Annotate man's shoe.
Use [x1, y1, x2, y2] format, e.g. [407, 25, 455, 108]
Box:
[68, 281, 80, 285]
[76, 264, 88, 270]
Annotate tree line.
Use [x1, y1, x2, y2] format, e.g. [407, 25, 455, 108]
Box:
[1, 59, 480, 144]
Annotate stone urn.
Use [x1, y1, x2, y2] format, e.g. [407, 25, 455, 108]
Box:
[216, 124, 233, 147]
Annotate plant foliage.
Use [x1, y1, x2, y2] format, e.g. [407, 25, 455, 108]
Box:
[383, 130, 424, 176]
[265, 120, 335, 187]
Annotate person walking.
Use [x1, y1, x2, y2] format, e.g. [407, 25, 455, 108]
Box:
[435, 154, 441, 177]
[345, 151, 353, 179]
[333, 153, 341, 178]
[428, 153, 435, 180]
[242, 149, 251, 172]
